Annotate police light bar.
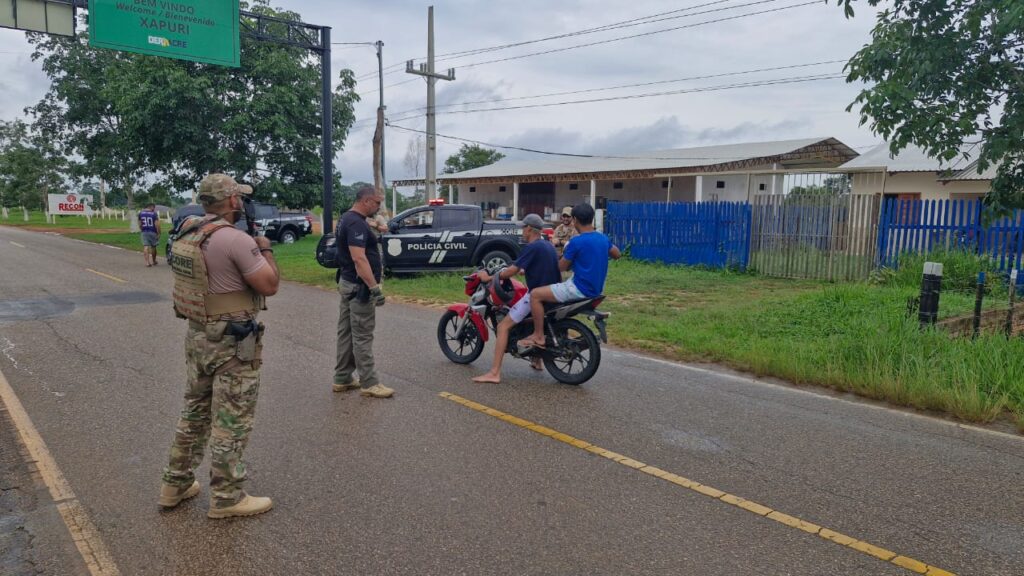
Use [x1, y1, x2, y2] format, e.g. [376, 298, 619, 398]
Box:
[428, 198, 446, 206]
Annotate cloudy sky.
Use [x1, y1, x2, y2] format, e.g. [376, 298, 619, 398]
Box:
[0, 0, 883, 186]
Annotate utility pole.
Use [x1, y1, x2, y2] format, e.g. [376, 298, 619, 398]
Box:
[406, 5, 454, 201]
[374, 40, 393, 215]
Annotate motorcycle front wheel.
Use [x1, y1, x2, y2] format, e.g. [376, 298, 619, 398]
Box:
[543, 318, 601, 385]
[437, 310, 485, 364]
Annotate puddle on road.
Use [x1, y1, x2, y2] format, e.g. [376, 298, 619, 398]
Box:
[0, 290, 165, 323]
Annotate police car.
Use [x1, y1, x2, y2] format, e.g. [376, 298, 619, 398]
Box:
[383, 200, 525, 274]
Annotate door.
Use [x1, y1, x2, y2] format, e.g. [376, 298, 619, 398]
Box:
[383, 207, 439, 269]
[438, 207, 480, 266]
[518, 182, 555, 220]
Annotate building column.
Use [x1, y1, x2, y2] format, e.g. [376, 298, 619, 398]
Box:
[453, 184, 459, 205]
[512, 182, 519, 219]
[590, 179, 597, 207]
[666, 177, 673, 203]
[695, 176, 704, 202]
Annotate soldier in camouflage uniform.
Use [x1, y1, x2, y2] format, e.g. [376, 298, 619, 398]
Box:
[159, 174, 280, 519]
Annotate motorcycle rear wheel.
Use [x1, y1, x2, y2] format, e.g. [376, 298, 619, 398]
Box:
[437, 310, 485, 364]
[542, 318, 601, 385]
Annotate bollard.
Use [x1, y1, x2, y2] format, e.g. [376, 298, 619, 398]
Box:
[919, 262, 943, 329]
[972, 271, 986, 339]
[1008, 270, 1019, 338]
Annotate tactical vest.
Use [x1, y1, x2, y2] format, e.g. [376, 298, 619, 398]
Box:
[170, 215, 266, 323]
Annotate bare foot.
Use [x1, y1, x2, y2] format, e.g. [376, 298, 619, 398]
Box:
[472, 373, 501, 384]
[530, 358, 543, 371]
[519, 336, 546, 349]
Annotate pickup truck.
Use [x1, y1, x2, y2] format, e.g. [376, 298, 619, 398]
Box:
[252, 202, 313, 244]
[382, 203, 524, 274]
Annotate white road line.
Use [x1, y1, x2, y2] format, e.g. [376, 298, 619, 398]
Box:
[607, 350, 1024, 443]
[10, 241, 25, 248]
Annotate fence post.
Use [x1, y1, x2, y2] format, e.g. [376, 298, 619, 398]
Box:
[919, 262, 943, 329]
[1008, 269, 1018, 338]
[973, 271, 986, 339]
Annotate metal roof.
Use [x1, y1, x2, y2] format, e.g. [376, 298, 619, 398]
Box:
[393, 137, 858, 186]
[840, 142, 980, 173]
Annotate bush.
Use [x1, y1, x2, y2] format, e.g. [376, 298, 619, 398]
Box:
[873, 248, 1004, 294]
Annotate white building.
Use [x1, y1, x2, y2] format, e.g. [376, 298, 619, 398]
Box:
[393, 137, 859, 221]
[842, 143, 993, 202]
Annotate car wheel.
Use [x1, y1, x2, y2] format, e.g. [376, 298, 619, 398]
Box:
[280, 229, 297, 244]
[479, 250, 512, 272]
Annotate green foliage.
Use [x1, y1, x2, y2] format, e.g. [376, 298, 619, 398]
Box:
[25, 0, 359, 209]
[0, 119, 68, 210]
[441, 144, 504, 201]
[872, 248, 1004, 293]
[838, 0, 1024, 213]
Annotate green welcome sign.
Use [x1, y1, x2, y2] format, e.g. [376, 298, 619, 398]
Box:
[89, 0, 240, 67]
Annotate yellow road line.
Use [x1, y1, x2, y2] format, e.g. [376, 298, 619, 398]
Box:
[440, 392, 955, 576]
[10, 241, 25, 248]
[0, 366, 121, 576]
[85, 269, 127, 284]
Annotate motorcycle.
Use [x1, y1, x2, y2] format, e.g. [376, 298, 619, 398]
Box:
[436, 268, 609, 385]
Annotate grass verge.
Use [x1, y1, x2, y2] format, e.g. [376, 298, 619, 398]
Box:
[49, 226, 1024, 430]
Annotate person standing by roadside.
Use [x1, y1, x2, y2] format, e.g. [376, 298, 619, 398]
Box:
[333, 186, 393, 398]
[139, 203, 161, 267]
[551, 206, 577, 258]
[160, 174, 280, 519]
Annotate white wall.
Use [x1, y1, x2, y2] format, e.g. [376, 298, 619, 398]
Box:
[851, 172, 990, 200]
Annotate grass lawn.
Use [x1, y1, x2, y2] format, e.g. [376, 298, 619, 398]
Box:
[38, 222, 1024, 430]
[1, 210, 136, 229]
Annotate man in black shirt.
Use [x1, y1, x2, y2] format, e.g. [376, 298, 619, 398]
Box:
[333, 186, 393, 398]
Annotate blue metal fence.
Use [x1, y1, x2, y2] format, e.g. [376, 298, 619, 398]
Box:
[877, 198, 1024, 275]
[607, 201, 751, 269]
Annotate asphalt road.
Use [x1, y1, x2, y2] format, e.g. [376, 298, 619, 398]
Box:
[0, 224, 1022, 576]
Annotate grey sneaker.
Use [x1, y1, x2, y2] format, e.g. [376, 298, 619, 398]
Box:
[332, 379, 360, 392]
[360, 383, 394, 398]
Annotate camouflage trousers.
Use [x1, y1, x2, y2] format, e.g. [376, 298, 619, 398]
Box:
[162, 325, 262, 508]
[334, 278, 379, 388]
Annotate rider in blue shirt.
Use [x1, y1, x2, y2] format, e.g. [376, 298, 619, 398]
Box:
[521, 203, 620, 349]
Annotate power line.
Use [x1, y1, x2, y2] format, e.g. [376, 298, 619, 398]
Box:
[355, 0, 817, 96]
[370, 60, 847, 120]
[354, 0, 744, 81]
[455, 1, 817, 72]
[384, 73, 846, 119]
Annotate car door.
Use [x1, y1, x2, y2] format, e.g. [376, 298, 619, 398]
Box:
[438, 207, 480, 266]
[383, 207, 439, 270]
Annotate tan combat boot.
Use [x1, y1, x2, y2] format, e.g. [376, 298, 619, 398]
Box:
[332, 378, 360, 393]
[158, 480, 200, 508]
[360, 383, 394, 398]
[207, 493, 273, 519]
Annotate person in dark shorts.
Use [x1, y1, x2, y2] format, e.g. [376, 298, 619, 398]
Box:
[139, 203, 161, 267]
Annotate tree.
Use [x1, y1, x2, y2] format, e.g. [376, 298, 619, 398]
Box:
[441, 144, 505, 202]
[838, 0, 1024, 212]
[26, 0, 360, 211]
[0, 119, 67, 212]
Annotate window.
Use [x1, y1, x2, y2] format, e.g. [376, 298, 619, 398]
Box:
[569, 183, 579, 190]
[613, 182, 623, 189]
[758, 183, 766, 191]
[716, 181, 725, 189]
[469, 186, 476, 193]
[400, 209, 434, 229]
[661, 180, 669, 188]
[443, 209, 475, 229]
[499, 186, 507, 192]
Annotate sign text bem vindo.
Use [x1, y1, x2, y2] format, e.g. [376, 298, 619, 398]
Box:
[88, 0, 240, 67]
